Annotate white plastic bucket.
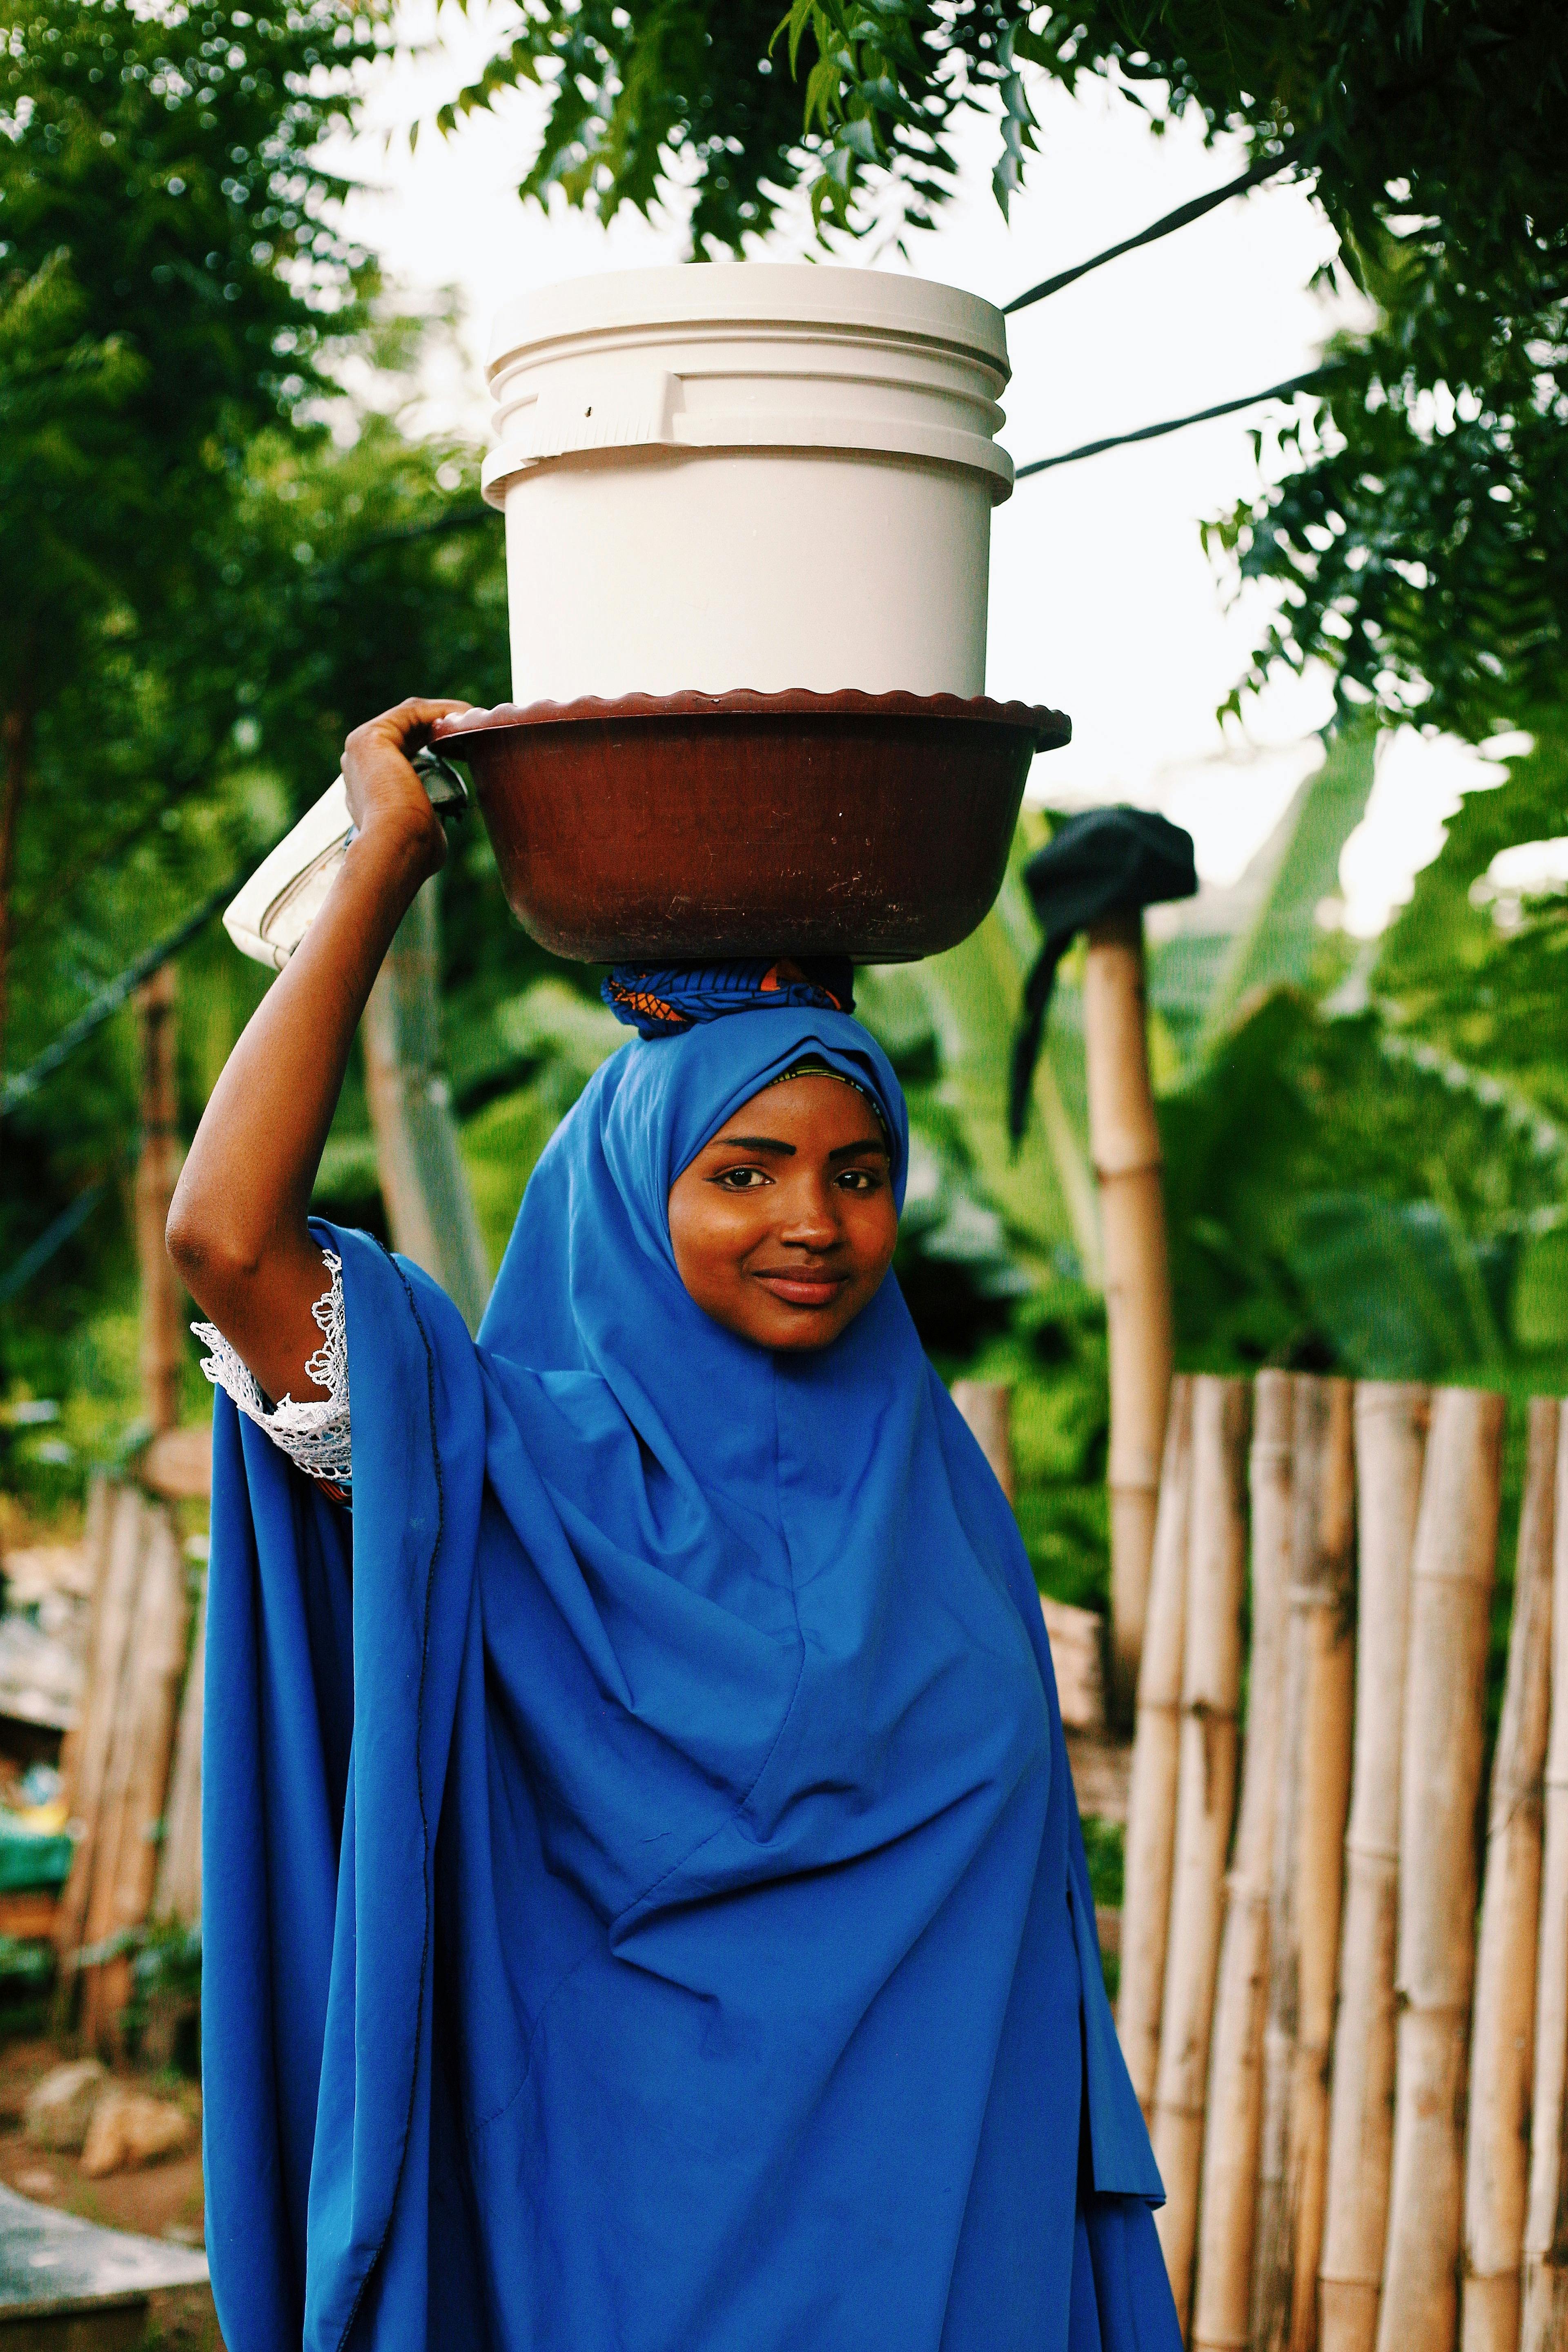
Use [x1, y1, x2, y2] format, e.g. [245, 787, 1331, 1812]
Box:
[482, 265, 1013, 703]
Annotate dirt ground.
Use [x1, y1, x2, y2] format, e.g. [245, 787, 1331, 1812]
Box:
[0, 2036, 220, 2348]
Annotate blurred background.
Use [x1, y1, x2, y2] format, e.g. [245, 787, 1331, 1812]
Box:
[2, 0, 1563, 1628]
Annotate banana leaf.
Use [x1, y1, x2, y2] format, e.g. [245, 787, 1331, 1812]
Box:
[1149, 726, 1377, 1067]
[1287, 1189, 1514, 1380]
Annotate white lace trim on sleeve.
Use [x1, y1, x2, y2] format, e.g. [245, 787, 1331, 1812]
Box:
[194, 1247, 352, 1487]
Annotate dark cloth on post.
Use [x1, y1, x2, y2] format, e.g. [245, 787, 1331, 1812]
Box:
[1009, 807, 1197, 1140]
[202, 1004, 1178, 2352]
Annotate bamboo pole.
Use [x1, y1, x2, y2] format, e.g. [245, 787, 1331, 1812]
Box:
[53, 1487, 146, 1987]
[1120, 1375, 1194, 2115]
[153, 1566, 206, 1926]
[1319, 1382, 1430, 2352]
[56, 1474, 110, 1814]
[1462, 1395, 1557, 2352]
[1084, 909, 1172, 1716]
[1376, 1387, 1505, 2352]
[1521, 1408, 1568, 2351]
[1192, 1368, 1296, 2352]
[951, 1379, 1016, 1502]
[363, 875, 491, 1333]
[87, 1506, 188, 2045]
[135, 966, 184, 1434]
[1152, 1374, 1250, 2330]
[1253, 1375, 1357, 2352]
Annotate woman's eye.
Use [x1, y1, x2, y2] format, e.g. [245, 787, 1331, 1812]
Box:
[713, 1166, 771, 1190]
[836, 1167, 882, 1193]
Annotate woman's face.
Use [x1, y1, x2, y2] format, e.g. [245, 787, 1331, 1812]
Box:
[668, 1072, 898, 1352]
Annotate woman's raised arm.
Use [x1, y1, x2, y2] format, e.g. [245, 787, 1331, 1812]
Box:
[167, 696, 469, 1408]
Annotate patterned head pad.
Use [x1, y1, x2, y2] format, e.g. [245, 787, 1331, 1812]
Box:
[601, 958, 855, 1040]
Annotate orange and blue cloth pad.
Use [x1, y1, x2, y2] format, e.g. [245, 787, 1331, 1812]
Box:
[602, 958, 855, 1038]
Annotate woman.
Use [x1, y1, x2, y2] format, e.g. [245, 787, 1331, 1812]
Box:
[169, 698, 1180, 2352]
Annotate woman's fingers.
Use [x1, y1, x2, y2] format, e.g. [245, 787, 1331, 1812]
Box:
[341, 697, 474, 843]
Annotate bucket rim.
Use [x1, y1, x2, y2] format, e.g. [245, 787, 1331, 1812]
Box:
[486, 263, 1009, 384]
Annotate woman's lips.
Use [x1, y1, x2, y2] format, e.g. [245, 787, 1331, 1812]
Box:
[752, 1270, 846, 1308]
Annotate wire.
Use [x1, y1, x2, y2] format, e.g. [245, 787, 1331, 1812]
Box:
[0, 1185, 106, 1306]
[1014, 367, 1332, 479]
[1, 873, 245, 1120]
[1004, 144, 1308, 315]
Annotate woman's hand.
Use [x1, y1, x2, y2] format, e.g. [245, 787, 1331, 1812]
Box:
[167, 694, 472, 1413]
[343, 697, 470, 879]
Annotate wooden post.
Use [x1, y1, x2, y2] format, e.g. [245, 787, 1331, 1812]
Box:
[154, 1569, 206, 1927]
[1376, 1388, 1505, 2352]
[1119, 1375, 1193, 2115]
[54, 1489, 147, 1994]
[135, 966, 184, 1433]
[1463, 1394, 1557, 2352]
[951, 1379, 1015, 1501]
[81, 1506, 187, 2048]
[1319, 1383, 1429, 2352]
[1192, 1368, 1295, 2352]
[363, 875, 491, 1334]
[1083, 910, 1172, 1717]
[1253, 1375, 1357, 2352]
[1152, 1374, 1250, 2330]
[1522, 1408, 1568, 2351]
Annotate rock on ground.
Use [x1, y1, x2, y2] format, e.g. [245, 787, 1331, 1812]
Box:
[80, 2088, 195, 2178]
[23, 2059, 106, 2153]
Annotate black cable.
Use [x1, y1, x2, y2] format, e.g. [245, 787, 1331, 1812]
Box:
[1003, 143, 1309, 315]
[1014, 367, 1332, 479]
[1, 873, 245, 1119]
[0, 1184, 106, 1305]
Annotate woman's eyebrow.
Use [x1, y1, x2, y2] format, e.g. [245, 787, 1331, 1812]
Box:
[710, 1134, 795, 1156]
[829, 1138, 890, 1160]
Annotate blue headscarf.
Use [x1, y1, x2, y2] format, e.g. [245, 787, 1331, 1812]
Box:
[202, 1005, 1173, 2352]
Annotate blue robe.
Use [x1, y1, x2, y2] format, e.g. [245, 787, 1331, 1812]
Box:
[202, 1007, 1179, 2351]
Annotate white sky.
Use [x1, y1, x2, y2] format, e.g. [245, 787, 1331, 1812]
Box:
[325, 6, 1511, 933]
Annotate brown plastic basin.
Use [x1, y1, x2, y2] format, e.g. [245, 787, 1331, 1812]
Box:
[431, 689, 1070, 963]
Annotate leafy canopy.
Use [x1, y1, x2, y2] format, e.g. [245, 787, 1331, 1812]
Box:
[0, 0, 387, 714]
[439, 1, 1567, 743]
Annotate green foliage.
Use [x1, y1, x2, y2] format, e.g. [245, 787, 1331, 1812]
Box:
[457, 978, 625, 1270]
[434, 1, 1566, 751]
[1079, 1813, 1123, 1910]
[1183, 726, 1375, 1059]
[1372, 720, 1568, 1123]
[434, 0, 1056, 252]
[0, 0, 387, 725]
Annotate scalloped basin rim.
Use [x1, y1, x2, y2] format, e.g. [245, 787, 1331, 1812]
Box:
[429, 687, 1071, 961]
[432, 688, 1071, 750]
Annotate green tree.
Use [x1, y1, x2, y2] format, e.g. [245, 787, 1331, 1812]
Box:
[0, 0, 384, 1054]
[441, 1, 1567, 745]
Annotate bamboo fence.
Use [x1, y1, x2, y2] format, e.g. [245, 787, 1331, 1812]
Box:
[1252, 1377, 1356, 2352]
[1522, 1417, 1568, 2349]
[1319, 1382, 1429, 2352]
[54, 1479, 203, 2048]
[1378, 1388, 1504, 2352]
[1153, 1376, 1250, 2331]
[1120, 1376, 1195, 2115]
[1083, 910, 1173, 1712]
[1464, 1399, 1557, 2352]
[1121, 1370, 1568, 2352]
[1191, 1370, 1294, 2352]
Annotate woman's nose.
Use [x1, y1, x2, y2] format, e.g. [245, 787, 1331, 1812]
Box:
[777, 1183, 841, 1248]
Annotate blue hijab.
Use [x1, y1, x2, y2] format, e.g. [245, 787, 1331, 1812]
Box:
[202, 1005, 1174, 2352]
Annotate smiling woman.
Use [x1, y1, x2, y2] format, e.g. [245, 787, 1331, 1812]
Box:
[668, 1068, 897, 1348]
[165, 698, 1178, 2352]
